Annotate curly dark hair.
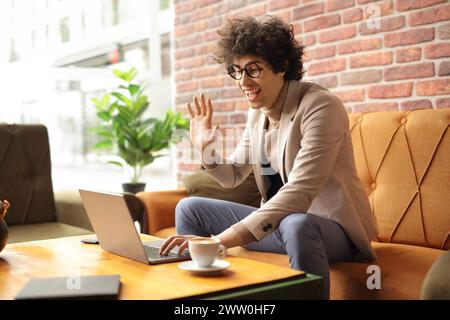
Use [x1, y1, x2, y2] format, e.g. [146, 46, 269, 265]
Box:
[214, 16, 305, 81]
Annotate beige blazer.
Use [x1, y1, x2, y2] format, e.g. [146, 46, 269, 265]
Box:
[201, 80, 378, 261]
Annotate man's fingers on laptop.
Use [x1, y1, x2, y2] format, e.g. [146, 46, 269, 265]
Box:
[160, 236, 178, 256]
[177, 240, 189, 256]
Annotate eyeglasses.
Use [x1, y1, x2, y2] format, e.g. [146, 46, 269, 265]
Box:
[227, 61, 263, 80]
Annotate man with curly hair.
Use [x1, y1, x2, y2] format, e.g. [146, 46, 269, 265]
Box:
[161, 16, 378, 299]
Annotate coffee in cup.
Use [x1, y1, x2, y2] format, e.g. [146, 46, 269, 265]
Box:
[188, 237, 226, 268]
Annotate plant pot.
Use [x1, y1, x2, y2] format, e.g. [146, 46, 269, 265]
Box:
[0, 219, 8, 253]
[122, 183, 146, 194]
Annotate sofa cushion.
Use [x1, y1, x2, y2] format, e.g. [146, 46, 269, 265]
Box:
[420, 250, 450, 299]
[184, 171, 261, 208]
[225, 243, 446, 300]
[8, 222, 91, 243]
[330, 242, 445, 300]
[348, 109, 450, 250]
[0, 124, 57, 226]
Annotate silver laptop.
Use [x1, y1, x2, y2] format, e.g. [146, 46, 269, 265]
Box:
[79, 189, 190, 265]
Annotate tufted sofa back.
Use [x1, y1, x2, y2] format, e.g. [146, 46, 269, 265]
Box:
[0, 124, 57, 225]
[348, 108, 450, 250]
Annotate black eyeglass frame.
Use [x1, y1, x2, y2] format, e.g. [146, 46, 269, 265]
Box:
[227, 61, 264, 80]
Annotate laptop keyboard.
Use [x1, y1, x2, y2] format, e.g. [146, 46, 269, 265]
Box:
[143, 245, 178, 259]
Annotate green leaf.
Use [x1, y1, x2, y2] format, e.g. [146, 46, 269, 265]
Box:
[128, 84, 140, 96]
[97, 111, 111, 121]
[129, 67, 138, 81]
[93, 140, 113, 149]
[113, 69, 128, 82]
[111, 92, 132, 109]
[107, 160, 124, 167]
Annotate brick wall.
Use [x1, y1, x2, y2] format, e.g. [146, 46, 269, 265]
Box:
[173, 0, 450, 184]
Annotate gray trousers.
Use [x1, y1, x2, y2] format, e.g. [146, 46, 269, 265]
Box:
[175, 196, 363, 299]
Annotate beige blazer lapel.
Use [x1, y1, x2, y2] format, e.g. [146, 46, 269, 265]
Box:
[277, 81, 302, 183]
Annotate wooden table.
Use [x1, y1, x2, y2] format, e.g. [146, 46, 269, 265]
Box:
[0, 235, 322, 300]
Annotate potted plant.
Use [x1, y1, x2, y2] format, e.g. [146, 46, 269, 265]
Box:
[91, 67, 189, 193]
[0, 200, 10, 253]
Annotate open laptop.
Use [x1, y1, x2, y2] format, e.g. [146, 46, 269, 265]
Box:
[79, 189, 190, 265]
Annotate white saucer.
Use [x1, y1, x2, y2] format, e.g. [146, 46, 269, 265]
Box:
[178, 260, 231, 273]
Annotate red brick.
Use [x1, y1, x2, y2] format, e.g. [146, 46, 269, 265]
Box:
[308, 75, 338, 88]
[439, 61, 450, 76]
[353, 102, 399, 113]
[230, 113, 247, 124]
[176, 72, 193, 81]
[358, 15, 405, 35]
[334, 89, 365, 102]
[319, 25, 356, 43]
[380, 0, 395, 16]
[190, 6, 216, 22]
[438, 23, 450, 40]
[195, 66, 223, 78]
[291, 22, 302, 34]
[198, 0, 222, 8]
[195, 45, 207, 55]
[194, 21, 207, 32]
[340, 70, 382, 85]
[350, 51, 393, 68]
[384, 28, 435, 47]
[306, 58, 346, 76]
[175, 24, 195, 37]
[338, 38, 381, 54]
[312, 45, 336, 59]
[436, 97, 450, 108]
[276, 11, 292, 23]
[416, 78, 450, 96]
[175, 48, 196, 60]
[396, 0, 446, 11]
[293, 2, 325, 20]
[221, 88, 243, 99]
[213, 101, 235, 112]
[183, 57, 205, 69]
[177, 81, 198, 93]
[175, 2, 196, 15]
[203, 30, 221, 42]
[201, 78, 225, 88]
[343, 8, 363, 24]
[362, 0, 394, 17]
[368, 82, 413, 98]
[234, 100, 249, 111]
[212, 114, 230, 125]
[269, 0, 299, 11]
[233, 3, 267, 18]
[177, 34, 203, 48]
[400, 99, 433, 110]
[384, 62, 435, 81]
[396, 47, 422, 63]
[408, 4, 450, 26]
[326, 0, 355, 12]
[207, 17, 223, 29]
[304, 34, 317, 46]
[424, 43, 450, 59]
[304, 14, 341, 32]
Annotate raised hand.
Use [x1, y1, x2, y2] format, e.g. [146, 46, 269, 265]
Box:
[187, 94, 219, 158]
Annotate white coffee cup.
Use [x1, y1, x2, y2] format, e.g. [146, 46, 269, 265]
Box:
[188, 237, 226, 268]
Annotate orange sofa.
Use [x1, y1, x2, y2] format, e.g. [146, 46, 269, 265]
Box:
[137, 108, 450, 299]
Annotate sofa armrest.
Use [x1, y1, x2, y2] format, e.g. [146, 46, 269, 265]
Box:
[136, 189, 188, 235]
[54, 189, 93, 231]
[420, 250, 450, 299]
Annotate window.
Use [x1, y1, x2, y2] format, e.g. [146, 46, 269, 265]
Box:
[60, 17, 70, 43]
[9, 38, 18, 62]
